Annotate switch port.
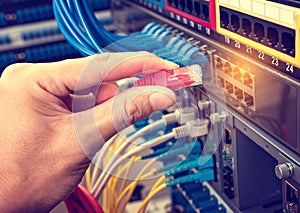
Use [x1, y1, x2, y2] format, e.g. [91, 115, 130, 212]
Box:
[223, 166, 234, 199]
[244, 92, 254, 107]
[218, 77, 225, 88]
[178, 0, 185, 10]
[239, 18, 251, 36]
[243, 72, 253, 88]
[266, 27, 279, 47]
[186, 0, 193, 13]
[224, 62, 232, 76]
[284, 180, 299, 213]
[229, 14, 240, 32]
[233, 67, 242, 82]
[225, 81, 233, 94]
[201, 2, 209, 21]
[253, 22, 264, 42]
[234, 87, 243, 100]
[220, 10, 229, 28]
[194, 1, 201, 17]
[216, 57, 223, 70]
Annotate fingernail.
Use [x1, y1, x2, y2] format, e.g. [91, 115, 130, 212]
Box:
[149, 92, 175, 111]
[163, 60, 180, 70]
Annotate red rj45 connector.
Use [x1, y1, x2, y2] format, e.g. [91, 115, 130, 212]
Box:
[134, 64, 203, 90]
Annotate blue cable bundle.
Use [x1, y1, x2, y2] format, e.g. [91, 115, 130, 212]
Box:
[53, 0, 128, 55]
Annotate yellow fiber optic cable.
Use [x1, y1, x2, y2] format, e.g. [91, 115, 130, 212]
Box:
[85, 165, 92, 192]
[137, 183, 167, 213]
[114, 158, 156, 213]
[150, 175, 166, 193]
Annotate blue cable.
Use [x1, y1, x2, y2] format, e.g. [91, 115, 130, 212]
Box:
[53, 1, 94, 55]
[73, 0, 102, 52]
[53, 0, 95, 52]
[55, 0, 94, 47]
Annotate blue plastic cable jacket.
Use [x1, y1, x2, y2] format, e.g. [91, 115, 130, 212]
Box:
[157, 155, 198, 173]
[73, 0, 102, 52]
[166, 169, 215, 187]
[164, 155, 214, 177]
[55, 0, 92, 46]
[53, 2, 94, 55]
[157, 141, 201, 162]
[81, 0, 121, 43]
[53, 0, 95, 52]
[141, 145, 172, 160]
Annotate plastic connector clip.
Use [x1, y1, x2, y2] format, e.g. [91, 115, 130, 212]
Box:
[134, 64, 202, 90]
[166, 169, 215, 187]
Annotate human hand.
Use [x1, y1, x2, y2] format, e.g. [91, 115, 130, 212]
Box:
[0, 52, 178, 212]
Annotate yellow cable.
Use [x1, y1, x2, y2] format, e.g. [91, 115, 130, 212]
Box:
[120, 160, 156, 213]
[150, 175, 166, 193]
[119, 156, 138, 194]
[85, 165, 92, 192]
[114, 158, 156, 213]
[109, 157, 135, 212]
[137, 183, 167, 213]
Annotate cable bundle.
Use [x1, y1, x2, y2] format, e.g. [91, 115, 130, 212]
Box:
[83, 108, 214, 213]
[53, 0, 127, 55]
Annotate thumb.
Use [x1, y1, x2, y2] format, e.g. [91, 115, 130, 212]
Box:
[73, 86, 175, 159]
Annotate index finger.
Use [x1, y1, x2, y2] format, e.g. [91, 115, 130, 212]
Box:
[41, 51, 178, 97]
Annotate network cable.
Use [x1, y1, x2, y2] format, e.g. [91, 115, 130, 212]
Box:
[93, 119, 209, 199]
[91, 107, 197, 196]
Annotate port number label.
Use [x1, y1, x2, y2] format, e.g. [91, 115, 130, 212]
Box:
[234, 41, 241, 49]
[286, 63, 294, 73]
[271, 57, 279, 67]
[246, 45, 252, 54]
[258, 51, 265, 60]
[224, 36, 230, 44]
[206, 28, 211, 35]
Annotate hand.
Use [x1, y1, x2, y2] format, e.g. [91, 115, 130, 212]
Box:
[0, 52, 178, 212]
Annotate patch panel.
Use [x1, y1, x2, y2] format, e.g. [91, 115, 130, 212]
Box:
[0, 0, 110, 28]
[0, 41, 81, 74]
[215, 0, 300, 77]
[165, 0, 217, 31]
[0, 10, 113, 53]
[218, 6, 296, 57]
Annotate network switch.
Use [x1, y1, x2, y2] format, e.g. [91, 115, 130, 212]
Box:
[112, 1, 300, 212]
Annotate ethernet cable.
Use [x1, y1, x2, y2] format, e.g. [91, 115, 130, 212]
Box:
[91, 109, 190, 191]
[90, 134, 121, 186]
[93, 132, 175, 199]
[133, 64, 203, 90]
[92, 107, 197, 195]
[93, 119, 209, 199]
[53, 1, 94, 55]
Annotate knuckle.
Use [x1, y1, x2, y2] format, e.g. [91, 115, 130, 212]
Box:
[128, 98, 151, 124]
